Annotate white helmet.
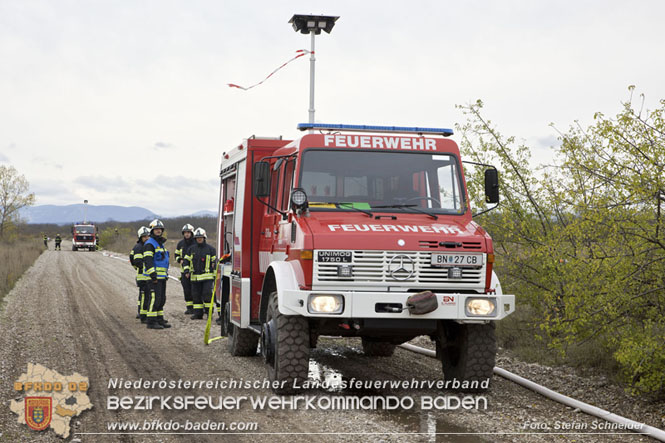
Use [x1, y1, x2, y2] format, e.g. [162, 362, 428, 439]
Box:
[149, 219, 165, 231]
[193, 227, 207, 239]
[182, 224, 194, 234]
[137, 226, 150, 238]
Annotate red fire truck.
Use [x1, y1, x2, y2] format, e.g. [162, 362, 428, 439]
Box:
[215, 123, 514, 393]
[71, 223, 97, 251]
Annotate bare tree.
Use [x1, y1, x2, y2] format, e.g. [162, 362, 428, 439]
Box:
[0, 165, 35, 238]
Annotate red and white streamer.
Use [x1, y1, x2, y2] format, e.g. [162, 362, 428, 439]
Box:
[227, 49, 312, 91]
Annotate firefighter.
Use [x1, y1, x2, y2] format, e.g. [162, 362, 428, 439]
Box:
[43, 234, 48, 249]
[54, 234, 62, 250]
[184, 228, 217, 320]
[142, 219, 172, 330]
[175, 224, 195, 315]
[130, 226, 150, 322]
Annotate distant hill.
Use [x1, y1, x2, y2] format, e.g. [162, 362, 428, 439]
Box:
[21, 204, 158, 225]
[189, 210, 217, 218]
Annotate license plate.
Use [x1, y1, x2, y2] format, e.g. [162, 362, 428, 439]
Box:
[430, 253, 483, 267]
[317, 251, 352, 263]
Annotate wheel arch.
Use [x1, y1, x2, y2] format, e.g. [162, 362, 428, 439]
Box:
[259, 261, 301, 323]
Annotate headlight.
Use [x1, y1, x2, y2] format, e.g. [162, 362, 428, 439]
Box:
[465, 298, 496, 316]
[291, 188, 308, 209]
[308, 294, 344, 314]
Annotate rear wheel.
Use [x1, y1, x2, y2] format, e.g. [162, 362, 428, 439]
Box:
[438, 323, 496, 392]
[261, 292, 309, 394]
[227, 301, 258, 356]
[361, 338, 396, 356]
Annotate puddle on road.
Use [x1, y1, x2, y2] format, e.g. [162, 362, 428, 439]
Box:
[308, 360, 345, 393]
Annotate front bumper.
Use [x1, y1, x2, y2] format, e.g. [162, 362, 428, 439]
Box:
[279, 289, 514, 321]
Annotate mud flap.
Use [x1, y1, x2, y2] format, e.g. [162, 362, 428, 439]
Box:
[406, 291, 438, 315]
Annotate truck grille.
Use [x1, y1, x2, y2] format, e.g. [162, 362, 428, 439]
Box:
[313, 250, 485, 289]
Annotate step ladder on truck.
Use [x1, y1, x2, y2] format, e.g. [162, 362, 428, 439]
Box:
[214, 123, 515, 394]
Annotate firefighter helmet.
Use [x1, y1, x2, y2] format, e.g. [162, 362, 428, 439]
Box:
[193, 228, 207, 239]
[137, 226, 150, 238]
[181, 223, 194, 234]
[149, 219, 165, 231]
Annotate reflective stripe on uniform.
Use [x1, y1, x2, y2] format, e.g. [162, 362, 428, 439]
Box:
[191, 273, 215, 281]
[147, 291, 157, 317]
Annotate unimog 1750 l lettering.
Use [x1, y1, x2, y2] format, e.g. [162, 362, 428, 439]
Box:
[215, 123, 514, 393]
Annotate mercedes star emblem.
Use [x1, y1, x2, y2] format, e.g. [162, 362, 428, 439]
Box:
[388, 254, 415, 281]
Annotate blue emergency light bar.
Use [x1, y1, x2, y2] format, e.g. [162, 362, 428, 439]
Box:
[297, 123, 454, 136]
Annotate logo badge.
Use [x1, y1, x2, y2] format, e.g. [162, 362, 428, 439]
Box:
[25, 397, 52, 431]
[442, 295, 456, 305]
[388, 254, 415, 281]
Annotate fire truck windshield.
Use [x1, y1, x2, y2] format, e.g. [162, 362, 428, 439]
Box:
[299, 149, 465, 214]
[75, 226, 95, 234]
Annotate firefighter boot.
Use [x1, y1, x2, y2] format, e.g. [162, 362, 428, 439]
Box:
[158, 317, 171, 328]
[184, 306, 194, 315]
[140, 315, 147, 324]
[191, 310, 204, 320]
[147, 319, 164, 330]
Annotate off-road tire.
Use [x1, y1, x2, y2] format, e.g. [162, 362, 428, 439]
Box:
[265, 292, 309, 394]
[439, 323, 496, 392]
[227, 305, 259, 356]
[361, 338, 396, 357]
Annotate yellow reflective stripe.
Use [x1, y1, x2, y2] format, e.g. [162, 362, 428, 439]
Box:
[147, 292, 157, 317]
[145, 267, 156, 274]
[186, 301, 193, 306]
[143, 251, 154, 257]
[193, 304, 204, 309]
[134, 253, 143, 259]
[205, 255, 211, 273]
[193, 273, 215, 281]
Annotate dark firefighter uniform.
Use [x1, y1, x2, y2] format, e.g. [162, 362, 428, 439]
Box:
[143, 220, 171, 329]
[184, 228, 217, 319]
[130, 227, 151, 322]
[54, 234, 62, 250]
[175, 224, 195, 314]
[43, 234, 48, 249]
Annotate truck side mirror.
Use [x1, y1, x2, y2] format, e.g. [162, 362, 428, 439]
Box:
[484, 168, 499, 204]
[253, 161, 270, 198]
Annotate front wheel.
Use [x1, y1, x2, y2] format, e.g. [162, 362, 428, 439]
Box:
[261, 292, 309, 394]
[438, 323, 496, 392]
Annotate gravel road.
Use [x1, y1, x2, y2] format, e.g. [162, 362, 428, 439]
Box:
[0, 243, 662, 442]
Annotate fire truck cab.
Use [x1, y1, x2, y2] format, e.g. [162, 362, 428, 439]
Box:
[216, 124, 514, 393]
[72, 223, 97, 251]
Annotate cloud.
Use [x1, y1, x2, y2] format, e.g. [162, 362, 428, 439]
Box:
[136, 175, 217, 191]
[30, 179, 73, 198]
[536, 135, 562, 148]
[31, 156, 63, 170]
[153, 142, 175, 150]
[74, 175, 132, 192]
[0, 152, 9, 162]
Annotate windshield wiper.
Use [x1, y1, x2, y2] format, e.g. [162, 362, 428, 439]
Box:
[372, 204, 438, 220]
[316, 202, 374, 218]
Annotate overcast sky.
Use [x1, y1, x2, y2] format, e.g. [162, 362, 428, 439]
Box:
[1, 1, 664, 216]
